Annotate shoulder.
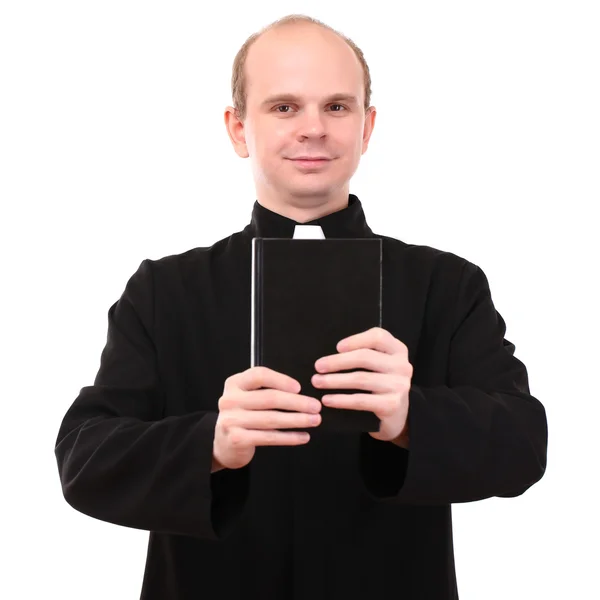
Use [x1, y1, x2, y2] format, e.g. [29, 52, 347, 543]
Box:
[140, 232, 240, 279]
[377, 232, 478, 281]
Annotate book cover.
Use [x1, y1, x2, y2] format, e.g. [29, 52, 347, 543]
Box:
[251, 237, 382, 433]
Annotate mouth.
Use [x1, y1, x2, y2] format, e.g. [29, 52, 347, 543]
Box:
[287, 158, 333, 169]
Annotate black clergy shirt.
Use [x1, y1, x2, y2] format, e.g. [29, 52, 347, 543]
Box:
[54, 194, 548, 600]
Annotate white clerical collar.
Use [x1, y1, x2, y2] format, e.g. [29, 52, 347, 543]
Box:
[292, 225, 326, 239]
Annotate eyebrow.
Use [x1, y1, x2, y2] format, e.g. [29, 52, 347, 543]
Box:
[260, 93, 359, 108]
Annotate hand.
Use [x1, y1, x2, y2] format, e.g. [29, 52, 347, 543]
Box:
[213, 366, 323, 471]
[312, 327, 412, 444]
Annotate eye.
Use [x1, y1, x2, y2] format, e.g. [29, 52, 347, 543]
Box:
[273, 104, 347, 114]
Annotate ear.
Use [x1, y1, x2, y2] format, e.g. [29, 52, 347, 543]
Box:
[224, 106, 249, 158]
[361, 106, 377, 155]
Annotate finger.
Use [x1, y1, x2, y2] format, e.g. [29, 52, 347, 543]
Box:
[230, 427, 311, 447]
[337, 327, 406, 355]
[226, 366, 301, 393]
[315, 348, 398, 374]
[313, 371, 399, 393]
[248, 389, 322, 413]
[223, 409, 321, 431]
[321, 393, 394, 415]
[219, 388, 321, 413]
[248, 430, 312, 446]
[218, 388, 321, 413]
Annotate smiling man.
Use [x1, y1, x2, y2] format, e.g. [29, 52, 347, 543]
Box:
[54, 14, 548, 600]
[224, 18, 375, 223]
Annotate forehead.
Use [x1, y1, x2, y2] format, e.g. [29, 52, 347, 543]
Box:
[245, 25, 363, 102]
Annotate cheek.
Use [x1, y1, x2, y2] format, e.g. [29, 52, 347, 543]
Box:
[256, 126, 288, 158]
[274, 127, 292, 152]
[334, 126, 363, 152]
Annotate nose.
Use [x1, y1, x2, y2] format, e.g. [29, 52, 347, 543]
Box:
[296, 107, 327, 139]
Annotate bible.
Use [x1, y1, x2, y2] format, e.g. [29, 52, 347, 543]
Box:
[251, 234, 382, 433]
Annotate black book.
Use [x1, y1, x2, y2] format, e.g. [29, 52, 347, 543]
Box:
[251, 236, 382, 434]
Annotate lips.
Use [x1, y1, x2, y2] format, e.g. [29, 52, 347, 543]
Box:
[294, 159, 327, 162]
[289, 158, 331, 169]
[291, 157, 330, 161]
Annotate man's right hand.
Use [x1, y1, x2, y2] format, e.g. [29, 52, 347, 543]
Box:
[212, 366, 322, 471]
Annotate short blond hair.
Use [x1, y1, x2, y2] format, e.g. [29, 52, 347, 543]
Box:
[231, 14, 372, 121]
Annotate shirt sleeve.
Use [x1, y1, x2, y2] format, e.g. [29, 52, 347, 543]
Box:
[359, 260, 548, 504]
[54, 259, 249, 539]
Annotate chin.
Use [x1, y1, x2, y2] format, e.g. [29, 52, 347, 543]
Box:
[284, 182, 338, 197]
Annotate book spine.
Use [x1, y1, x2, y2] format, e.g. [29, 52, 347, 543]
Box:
[250, 238, 263, 368]
[378, 239, 383, 327]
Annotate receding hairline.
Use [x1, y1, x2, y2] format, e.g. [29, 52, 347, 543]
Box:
[231, 15, 372, 120]
[249, 20, 359, 65]
[255, 16, 342, 38]
[245, 22, 365, 103]
[258, 19, 345, 40]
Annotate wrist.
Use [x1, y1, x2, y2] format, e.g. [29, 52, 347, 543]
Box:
[211, 450, 226, 473]
[391, 422, 409, 449]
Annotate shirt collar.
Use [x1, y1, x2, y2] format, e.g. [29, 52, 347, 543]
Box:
[241, 193, 374, 239]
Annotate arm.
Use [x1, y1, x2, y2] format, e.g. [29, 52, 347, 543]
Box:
[54, 259, 249, 539]
[360, 261, 548, 504]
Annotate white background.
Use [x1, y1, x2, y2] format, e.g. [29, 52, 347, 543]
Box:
[1, 1, 598, 598]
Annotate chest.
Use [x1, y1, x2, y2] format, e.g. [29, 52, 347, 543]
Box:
[154, 244, 454, 417]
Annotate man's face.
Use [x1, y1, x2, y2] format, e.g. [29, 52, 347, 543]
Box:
[227, 25, 376, 205]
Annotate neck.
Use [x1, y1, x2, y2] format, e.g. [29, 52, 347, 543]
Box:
[256, 186, 350, 223]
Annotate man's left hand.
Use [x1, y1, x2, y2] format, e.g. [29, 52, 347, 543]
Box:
[312, 327, 412, 444]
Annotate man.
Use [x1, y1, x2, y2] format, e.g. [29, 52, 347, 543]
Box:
[54, 14, 548, 600]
